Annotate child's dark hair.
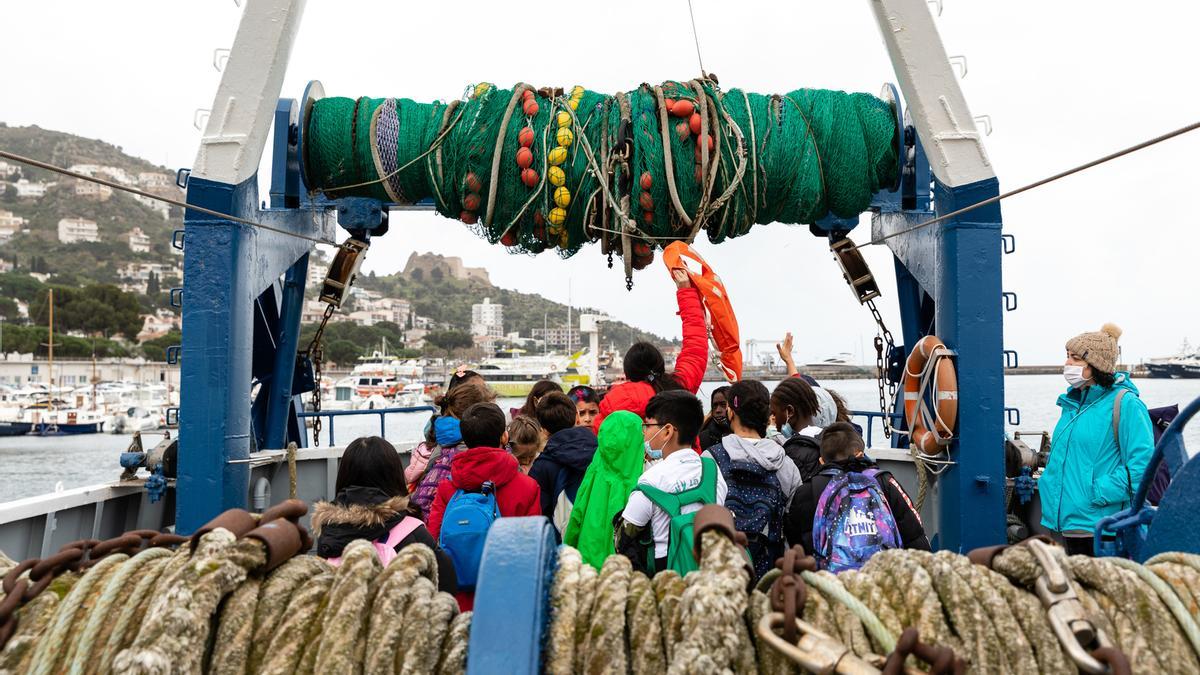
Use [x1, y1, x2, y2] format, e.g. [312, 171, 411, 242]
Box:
[335, 436, 407, 497]
[536, 391, 578, 435]
[770, 377, 820, 427]
[567, 385, 599, 405]
[460, 402, 508, 448]
[820, 422, 865, 463]
[518, 380, 565, 418]
[447, 369, 483, 391]
[727, 380, 771, 437]
[828, 389, 853, 424]
[623, 342, 681, 393]
[645, 390, 704, 446]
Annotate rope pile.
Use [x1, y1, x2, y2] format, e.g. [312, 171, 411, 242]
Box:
[0, 501, 468, 675]
[304, 78, 897, 273]
[3, 501, 1197, 673]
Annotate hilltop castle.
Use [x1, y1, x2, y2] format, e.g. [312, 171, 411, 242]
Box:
[401, 252, 490, 284]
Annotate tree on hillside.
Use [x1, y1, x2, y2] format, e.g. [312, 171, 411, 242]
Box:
[0, 297, 19, 321]
[425, 330, 474, 355]
[29, 284, 143, 338]
[325, 339, 361, 366]
[146, 271, 160, 295]
[1, 184, 15, 203]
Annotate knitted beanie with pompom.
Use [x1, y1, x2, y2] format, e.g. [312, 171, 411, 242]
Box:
[1065, 323, 1122, 374]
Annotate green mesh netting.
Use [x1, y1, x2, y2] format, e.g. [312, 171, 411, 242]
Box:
[304, 79, 897, 270]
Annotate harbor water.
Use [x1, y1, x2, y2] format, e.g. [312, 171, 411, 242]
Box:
[1, 374, 1196, 503]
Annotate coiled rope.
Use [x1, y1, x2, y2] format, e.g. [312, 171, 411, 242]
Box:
[4, 506, 1199, 673]
[303, 79, 897, 271]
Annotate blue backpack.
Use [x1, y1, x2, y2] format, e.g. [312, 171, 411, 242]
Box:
[707, 444, 787, 580]
[813, 467, 900, 573]
[438, 480, 499, 589]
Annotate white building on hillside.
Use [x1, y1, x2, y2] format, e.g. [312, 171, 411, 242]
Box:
[14, 180, 48, 199]
[131, 193, 170, 219]
[68, 164, 103, 177]
[0, 161, 18, 178]
[74, 180, 113, 201]
[98, 166, 135, 185]
[471, 297, 504, 338]
[127, 227, 152, 253]
[57, 217, 99, 244]
[138, 172, 172, 188]
[0, 211, 27, 241]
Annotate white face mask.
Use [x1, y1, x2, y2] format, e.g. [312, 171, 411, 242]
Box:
[1063, 364, 1088, 389]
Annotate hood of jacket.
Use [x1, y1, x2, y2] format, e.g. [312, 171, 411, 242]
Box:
[811, 386, 837, 428]
[721, 433, 790, 471]
[450, 446, 521, 491]
[434, 416, 463, 447]
[312, 486, 409, 558]
[540, 426, 599, 471]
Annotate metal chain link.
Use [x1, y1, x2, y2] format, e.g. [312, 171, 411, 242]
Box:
[304, 303, 336, 447]
[0, 530, 187, 647]
[866, 298, 897, 439]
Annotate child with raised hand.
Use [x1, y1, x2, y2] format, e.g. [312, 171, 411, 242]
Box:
[592, 269, 707, 432]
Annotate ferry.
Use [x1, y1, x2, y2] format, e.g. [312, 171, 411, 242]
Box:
[472, 348, 565, 397]
[1146, 341, 1200, 379]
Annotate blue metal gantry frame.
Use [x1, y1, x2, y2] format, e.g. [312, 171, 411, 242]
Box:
[175, 0, 1008, 550]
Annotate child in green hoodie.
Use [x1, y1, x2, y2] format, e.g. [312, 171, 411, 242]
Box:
[563, 411, 647, 569]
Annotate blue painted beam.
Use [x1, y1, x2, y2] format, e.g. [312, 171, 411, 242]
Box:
[263, 254, 308, 449]
[932, 176, 1006, 551]
[468, 517, 558, 675]
[177, 174, 323, 533]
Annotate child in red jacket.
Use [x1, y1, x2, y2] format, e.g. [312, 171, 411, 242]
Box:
[593, 270, 708, 433]
[426, 402, 541, 610]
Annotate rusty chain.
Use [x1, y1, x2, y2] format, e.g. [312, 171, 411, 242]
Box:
[867, 298, 897, 440]
[304, 303, 336, 447]
[0, 529, 188, 647]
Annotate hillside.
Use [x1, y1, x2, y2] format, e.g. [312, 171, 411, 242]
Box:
[0, 125, 673, 357]
[358, 261, 674, 349]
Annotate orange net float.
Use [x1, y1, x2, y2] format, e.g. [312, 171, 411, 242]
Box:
[902, 335, 958, 453]
[662, 241, 742, 382]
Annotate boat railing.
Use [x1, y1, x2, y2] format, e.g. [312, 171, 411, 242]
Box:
[297, 405, 436, 445]
[848, 409, 905, 448]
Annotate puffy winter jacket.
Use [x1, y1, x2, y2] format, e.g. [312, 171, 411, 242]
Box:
[593, 288, 708, 433]
[312, 486, 457, 594]
[528, 426, 599, 527]
[783, 434, 823, 483]
[1038, 373, 1154, 534]
[426, 446, 542, 541]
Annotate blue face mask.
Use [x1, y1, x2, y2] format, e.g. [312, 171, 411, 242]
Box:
[779, 422, 795, 438]
[644, 426, 665, 460]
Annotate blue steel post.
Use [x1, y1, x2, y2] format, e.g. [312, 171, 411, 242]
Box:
[178, 179, 255, 533]
[263, 254, 308, 449]
[933, 177, 1006, 551]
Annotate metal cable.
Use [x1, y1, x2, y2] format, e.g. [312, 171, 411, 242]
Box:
[855, 119, 1200, 250]
[0, 149, 335, 246]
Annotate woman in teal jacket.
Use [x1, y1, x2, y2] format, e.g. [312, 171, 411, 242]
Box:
[1039, 323, 1154, 556]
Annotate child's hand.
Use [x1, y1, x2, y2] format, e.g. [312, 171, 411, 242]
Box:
[671, 268, 691, 288]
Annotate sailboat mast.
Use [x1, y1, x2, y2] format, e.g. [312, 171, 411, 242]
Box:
[47, 288, 54, 388]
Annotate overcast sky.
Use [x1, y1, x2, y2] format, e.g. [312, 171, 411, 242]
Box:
[3, 1, 1199, 366]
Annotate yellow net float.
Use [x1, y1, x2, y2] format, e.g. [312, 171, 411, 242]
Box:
[548, 166, 566, 187]
[547, 147, 568, 166]
[555, 111, 572, 128]
[555, 127, 574, 148]
[553, 186, 571, 208]
[548, 206, 568, 226]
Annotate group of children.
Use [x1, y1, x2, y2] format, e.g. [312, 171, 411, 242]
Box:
[311, 278, 930, 610]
